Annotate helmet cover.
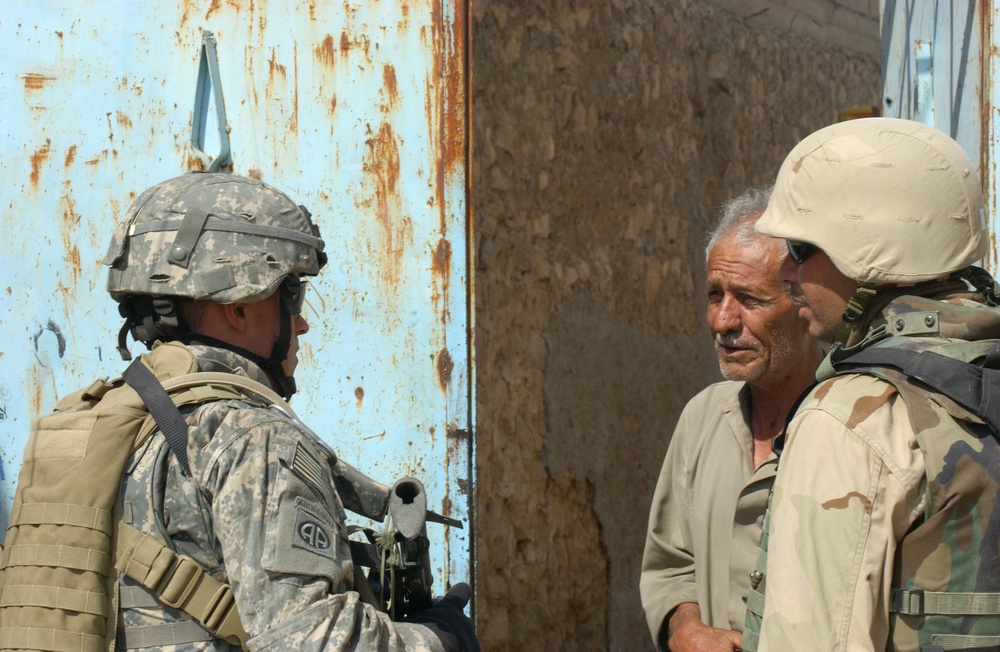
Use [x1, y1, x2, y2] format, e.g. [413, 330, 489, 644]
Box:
[756, 118, 986, 284]
[105, 172, 326, 303]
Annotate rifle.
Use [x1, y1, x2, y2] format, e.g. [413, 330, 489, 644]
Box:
[266, 404, 463, 620]
[331, 460, 463, 620]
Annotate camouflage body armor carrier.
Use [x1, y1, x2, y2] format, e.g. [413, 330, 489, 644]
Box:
[0, 342, 289, 651]
[744, 328, 1000, 652]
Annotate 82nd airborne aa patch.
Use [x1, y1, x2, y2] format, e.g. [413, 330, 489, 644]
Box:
[292, 498, 337, 559]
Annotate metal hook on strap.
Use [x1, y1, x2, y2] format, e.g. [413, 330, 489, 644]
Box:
[191, 29, 231, 172]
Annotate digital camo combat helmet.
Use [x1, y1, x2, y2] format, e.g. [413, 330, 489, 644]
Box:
[105, 172, 327, 398]
[756, 117, 987, 285]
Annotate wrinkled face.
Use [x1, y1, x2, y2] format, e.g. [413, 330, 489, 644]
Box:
[706, 238, 811, 383]
[778, 248, 856, 344]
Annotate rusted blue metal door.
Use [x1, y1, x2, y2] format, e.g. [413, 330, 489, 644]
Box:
[0, 0, 473, 597]
[880, 1, 1000, 271]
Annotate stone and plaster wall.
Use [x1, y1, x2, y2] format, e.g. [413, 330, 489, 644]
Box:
[471, 0, 880, 649]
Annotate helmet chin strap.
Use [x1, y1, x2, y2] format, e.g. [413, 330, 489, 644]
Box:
[205, 282, 298, 400]
[834, 283, 878, 347]
[118, 278, 301, 400]
[263, 290, 296, 399]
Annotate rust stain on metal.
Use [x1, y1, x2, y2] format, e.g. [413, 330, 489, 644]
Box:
[315, 35, 336, 67]
[23, 73, 56, 91]
[421, 0, 467, 235]
[116, 111, 133, 129]
[338, 31, 370, 59]
[442, 1, 468, 177]
[268, 51, 287, 82]
[185, 153, 206, 171]
[29, 140, 51, 190]
[447, 426, 469, 443]
[205, 0, 223, 20]
[328, 95, 337, 117]
[364, 122, 400, 195]
[64, 145, 77, 168]
[31, 369, 42, 417]
[362, 122, 408, 282]
[291, 45, 299, 133]
[355, 386, 364, 406]
[383, 64, 399, 106]
[60, 192, 82, 284]
[433, 237, 452, 282]
[437, 348, 453, 388]
[247, 167, 263, 180]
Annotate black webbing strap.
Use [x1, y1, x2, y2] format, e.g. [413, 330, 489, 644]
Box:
[122, 359, 192, 476]
[349, 539, 384, 569]
[833, 343, 1000, 435]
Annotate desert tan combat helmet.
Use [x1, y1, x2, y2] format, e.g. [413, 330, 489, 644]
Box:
[105, 172, 327, 398]
[756, 117, 987, 285]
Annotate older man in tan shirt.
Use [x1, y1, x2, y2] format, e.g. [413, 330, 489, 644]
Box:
[640, 187, 823, 651]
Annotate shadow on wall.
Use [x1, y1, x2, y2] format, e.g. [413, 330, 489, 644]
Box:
[542, 294, 717, 650]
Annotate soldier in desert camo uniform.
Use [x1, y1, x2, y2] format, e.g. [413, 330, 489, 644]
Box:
[740, 118, 1000, 652]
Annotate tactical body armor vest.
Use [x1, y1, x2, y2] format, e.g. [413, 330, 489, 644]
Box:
[0, 342, 281, 651]
[744, 330, 1000, 652]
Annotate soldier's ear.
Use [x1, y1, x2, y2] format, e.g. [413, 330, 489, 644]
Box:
[219, 302, 251, 333]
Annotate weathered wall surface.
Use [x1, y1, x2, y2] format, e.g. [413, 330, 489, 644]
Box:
[472, 0, 880, 650]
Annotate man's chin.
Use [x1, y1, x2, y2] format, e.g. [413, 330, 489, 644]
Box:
[718, 362, 762, 383]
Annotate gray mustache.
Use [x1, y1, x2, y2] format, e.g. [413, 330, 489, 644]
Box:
[715, 332, 759, 350]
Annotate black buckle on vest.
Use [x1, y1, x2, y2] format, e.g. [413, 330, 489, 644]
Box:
[892, 588, 925, 615]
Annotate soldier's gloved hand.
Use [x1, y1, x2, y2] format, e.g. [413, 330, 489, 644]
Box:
[416, 582, 481, 652]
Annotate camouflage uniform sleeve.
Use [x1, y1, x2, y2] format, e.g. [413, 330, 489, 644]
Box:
[195, 406, 446, 652]
[758, 377, 924, 652]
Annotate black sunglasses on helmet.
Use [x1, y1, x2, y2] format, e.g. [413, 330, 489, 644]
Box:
[786, 240, 818, 264]
[279, 275, 307, 315]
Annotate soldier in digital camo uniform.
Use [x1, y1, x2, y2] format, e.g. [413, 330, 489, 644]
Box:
[740, 118, 1000, 651]
[103, 173, 478, 651]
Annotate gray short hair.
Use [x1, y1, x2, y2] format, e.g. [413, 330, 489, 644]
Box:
[705, 186, 776, 260]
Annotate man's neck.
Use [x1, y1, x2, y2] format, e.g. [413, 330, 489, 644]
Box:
[746, 345, 825, 466]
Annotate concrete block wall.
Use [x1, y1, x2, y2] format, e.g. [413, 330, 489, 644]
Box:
[471, 0, 881, 649]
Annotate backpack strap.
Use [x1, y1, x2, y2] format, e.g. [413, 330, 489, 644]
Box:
[115, 522, 249, 649]
[833, 342, 1000, 435]
[123, 358, 194, 476]
[113, 369, 285, 651]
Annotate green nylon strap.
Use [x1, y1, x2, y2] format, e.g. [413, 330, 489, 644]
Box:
[931, 633, 1000, 650]
[742, 495, 773, 652]
[0, 584, 108, 617]
[117, 619, 214, 647]
[118, 583, 162, 609]
[11, 503, 113, 533]
[0, 626, 105, 652]
[166, 207, 210, 269]
[745, 589, 766, 616]
[130, 216, 325, 251]
[891, 588, 1000, 616]
[2, 542, 111, 575]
